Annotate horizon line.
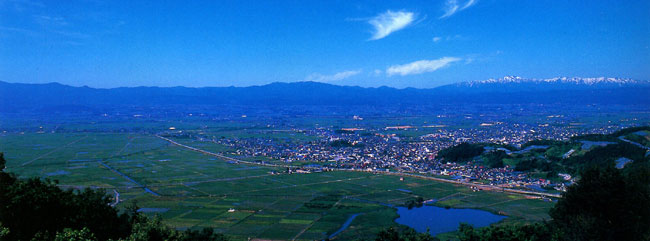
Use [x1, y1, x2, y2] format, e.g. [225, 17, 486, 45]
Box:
[1, 75, 644, 90]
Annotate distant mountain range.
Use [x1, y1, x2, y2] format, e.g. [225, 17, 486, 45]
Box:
[439, 76, 649, 92]
[1, 76, 649, 113]
[466, 76, 640, 86]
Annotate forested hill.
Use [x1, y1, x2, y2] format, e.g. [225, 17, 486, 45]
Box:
[437, 126, 650, 177]
[2, 77, 649, 113]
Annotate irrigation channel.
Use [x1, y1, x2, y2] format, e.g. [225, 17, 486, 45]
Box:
[97, 160, 160, 196]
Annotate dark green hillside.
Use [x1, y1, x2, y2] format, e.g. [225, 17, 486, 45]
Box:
[437, 143, 485, 163]
[438, 126, 650, 177]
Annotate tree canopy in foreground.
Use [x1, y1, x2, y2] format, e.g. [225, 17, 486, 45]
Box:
[1, 151, 649, 241]
[0, 152, 228, 241]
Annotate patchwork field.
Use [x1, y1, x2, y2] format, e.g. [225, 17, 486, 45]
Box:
[0, 132, 553, 240]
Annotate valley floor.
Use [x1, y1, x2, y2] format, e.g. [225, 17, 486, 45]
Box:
[2, 132, 553, 240]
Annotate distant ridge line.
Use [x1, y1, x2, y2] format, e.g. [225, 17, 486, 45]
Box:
[1, 75, 648, 89]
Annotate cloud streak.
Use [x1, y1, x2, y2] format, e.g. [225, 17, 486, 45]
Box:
[33, 15, 68, 27]
[305, 70, 362, 83]
[368, 10, 415, 40]
[462, 0, 477, 10]
[386, 57, 461, 76]
[432, 34, 464, 42]
[440, 0, 459, 19]
[440, 0, 477, 19]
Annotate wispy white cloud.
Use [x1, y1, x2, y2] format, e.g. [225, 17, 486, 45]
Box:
[432, 34, 465, 42]
[0, 26, 39, 36]
[1, 2, 124, 46]
[386, 57, 461, 76]
[440, 0, 460, 19]
[368, 10, 415, 40]
[33, 15, 68, 27]
[461, 0, 477, 10]
[0, 0, 45, 12]
[373, 69, 383, 76]
[305, 70, 362, 83]
[440, 0, 477, 19]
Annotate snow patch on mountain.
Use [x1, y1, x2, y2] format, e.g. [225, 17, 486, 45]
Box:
[461, 76, 643, 87]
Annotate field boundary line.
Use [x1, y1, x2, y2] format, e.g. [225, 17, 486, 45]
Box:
[20, 135, 88, 167]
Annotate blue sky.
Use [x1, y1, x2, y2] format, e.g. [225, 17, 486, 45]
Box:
[1, 0, 648, 88]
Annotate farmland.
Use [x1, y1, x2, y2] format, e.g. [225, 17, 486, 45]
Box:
[1, 131, 553, 240]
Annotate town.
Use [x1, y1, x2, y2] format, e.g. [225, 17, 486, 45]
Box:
[162, 118, 642, 194]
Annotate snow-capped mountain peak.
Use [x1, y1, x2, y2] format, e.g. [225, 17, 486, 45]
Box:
[464, 76, 642, 87]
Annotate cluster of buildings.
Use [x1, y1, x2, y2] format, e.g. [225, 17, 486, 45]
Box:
[189, 121, 634, 190]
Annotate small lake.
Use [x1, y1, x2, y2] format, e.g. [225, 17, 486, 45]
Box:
[513, 145, 548, 154]
[395, 205, 506, 236]
[615, 157, 633, 169]
[579, 140, 615, 150]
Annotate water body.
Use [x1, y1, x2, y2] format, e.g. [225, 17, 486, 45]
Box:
[328, 213, 362, 239]
[618, 136, 650, 150]
[483, 146, 514, 155]
[45, 170, 70, 176]
[97, 161, 160, 196]
[580, 141, 615, 150]
[513, 145, 549, 154]
[615, 157, 633, 169]
[395, 206, 506, 236]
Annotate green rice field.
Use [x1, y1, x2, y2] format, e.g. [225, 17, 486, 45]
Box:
[0, 132, 553, 240]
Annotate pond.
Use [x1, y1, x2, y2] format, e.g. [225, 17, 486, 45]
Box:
[512, 145, 549, 154]
[395, 205, 506, 236]
[579, 140, 615, 150]
[615, 157, 633, 169]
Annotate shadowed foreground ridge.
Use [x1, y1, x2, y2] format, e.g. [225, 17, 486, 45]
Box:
[0, 153, 228, 241]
